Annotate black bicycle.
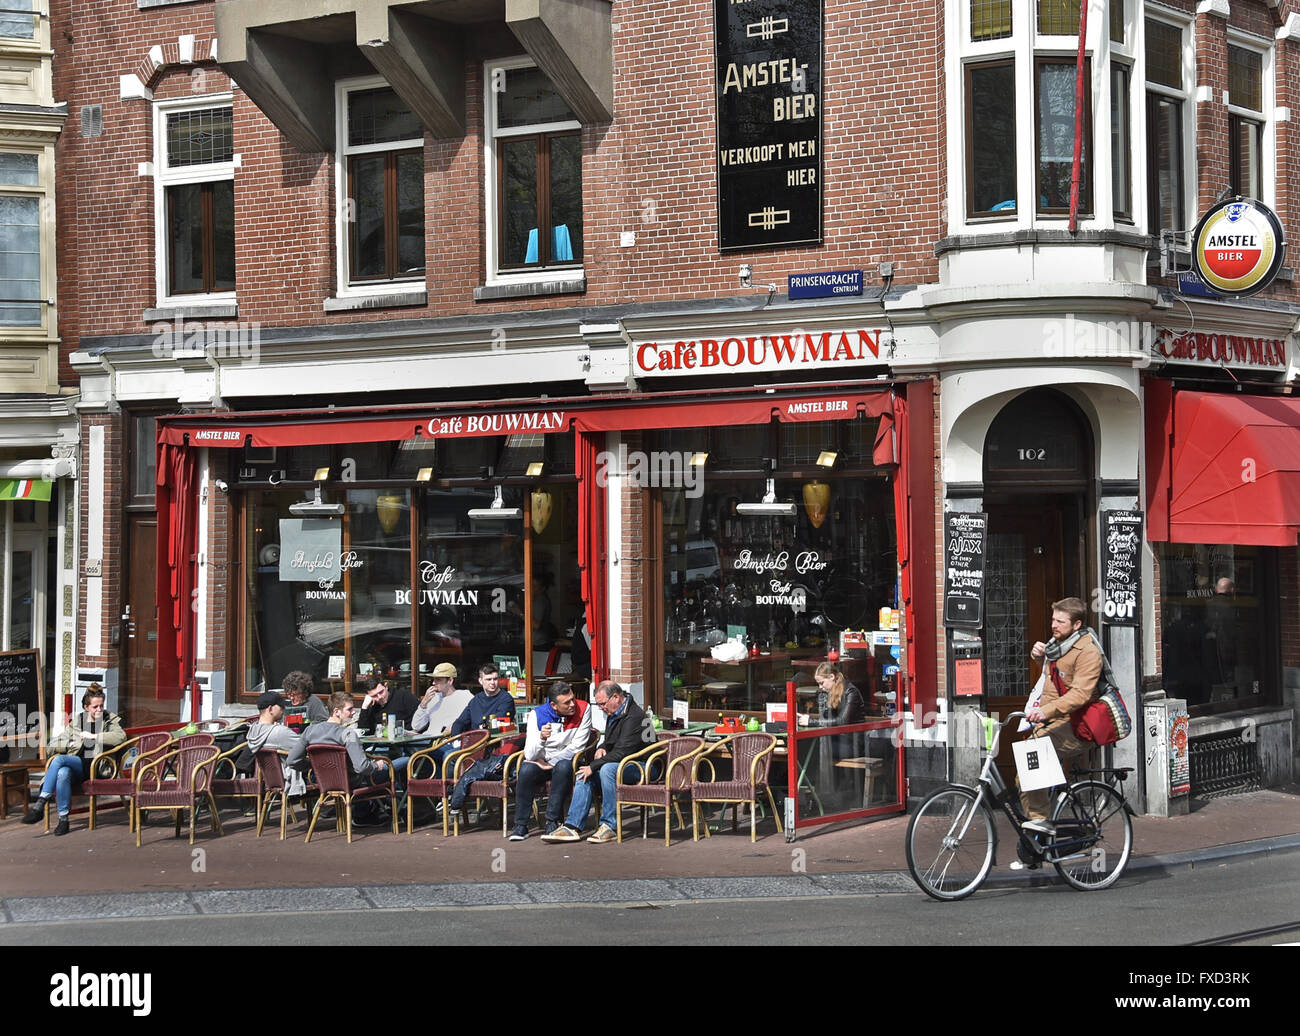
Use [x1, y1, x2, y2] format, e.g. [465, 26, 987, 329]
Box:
[906, 711, 1133, 901]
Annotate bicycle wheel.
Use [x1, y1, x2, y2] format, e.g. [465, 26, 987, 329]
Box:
[906, 786, 995, 901]
[1050, 780, 1132, 891]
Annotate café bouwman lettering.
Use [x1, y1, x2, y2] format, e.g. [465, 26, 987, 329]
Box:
[1156, 330, 1287, 370]
[715, 0, 823, 249]
[634, 328, 885, 376]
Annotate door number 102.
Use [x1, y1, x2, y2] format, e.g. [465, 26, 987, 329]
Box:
[1017, 448, 1046, 461]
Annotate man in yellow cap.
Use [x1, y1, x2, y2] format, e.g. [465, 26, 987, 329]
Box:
[412, 662, 473, 736]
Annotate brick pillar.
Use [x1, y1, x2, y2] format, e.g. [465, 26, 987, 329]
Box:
[1194, 5, 1231, 212]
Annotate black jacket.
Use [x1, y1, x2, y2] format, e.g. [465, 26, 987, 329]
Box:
[358, 687, 420, 735]
[590, 696, 647, 774]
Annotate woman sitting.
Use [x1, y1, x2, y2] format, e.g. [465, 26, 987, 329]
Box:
[22, 683, 125, 835]
[814, 662, 867, 759]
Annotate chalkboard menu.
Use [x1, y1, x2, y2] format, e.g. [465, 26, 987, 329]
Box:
[943, 512, 987, 628]
[714, 0, 823, 250]
[1101, 510, 1143, 625]
[0, 648, 43, 748]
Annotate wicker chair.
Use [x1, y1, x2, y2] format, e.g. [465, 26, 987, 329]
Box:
[404, 729, 490, 835]
[303, 744, 398, 843]
[253, 749, 302, 839]
[133, 743, 223, 847]
[689, 732, 783, 842]
[42, 731, 173, 833]
[452, 733, 528, 836]
[614, 735, 706, 846]
[208, 744, 262, 817]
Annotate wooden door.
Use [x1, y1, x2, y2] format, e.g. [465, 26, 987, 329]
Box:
[123, 518, 170, 727]
[984, 504, 1065, 784]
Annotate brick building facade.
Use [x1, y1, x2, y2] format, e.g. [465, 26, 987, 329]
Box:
[53, 0, 1300, 818]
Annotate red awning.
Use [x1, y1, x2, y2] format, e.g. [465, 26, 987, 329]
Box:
[1154, 389, 1300, 547]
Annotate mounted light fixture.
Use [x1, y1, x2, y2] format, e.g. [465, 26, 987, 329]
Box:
[526, 461, 545, 477]
[690, 451, 709, 467]
[816, 450, 838, 468]
[289, 467, 344, 517]
[736, 477, 796, 517]
[415, 467, 434, 482]
[531, 487, 553, 534]
[468, 485, 523, 521]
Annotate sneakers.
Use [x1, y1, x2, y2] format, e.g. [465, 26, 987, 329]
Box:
[587, 823, 616, 844]
[508, 825, 529, 841]
[53, 817, 70, 836]
[1022, 817, 1055, 836]
[541, 824, 581, 843]
[543, 821, 561, 835]
[21, 801, 46, 825]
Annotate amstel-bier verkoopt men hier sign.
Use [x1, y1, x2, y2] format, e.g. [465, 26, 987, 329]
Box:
[1192, 198, 1286, 297]
[715, 0, 823, 250]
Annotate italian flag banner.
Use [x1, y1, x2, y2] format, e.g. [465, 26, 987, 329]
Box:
[0, 478, 52, 501]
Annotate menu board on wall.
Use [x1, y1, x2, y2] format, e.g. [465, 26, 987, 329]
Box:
[0, 649, 42, 747]
[714, 0, 823, 250]
[1101, 510, 1143, 626]
[943, 512, 987, 628]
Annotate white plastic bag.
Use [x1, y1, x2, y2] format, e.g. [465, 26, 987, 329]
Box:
[1018, 672, 1046, 733]
[1013, 736, 1066, 792]
[710, 639, 747, 663]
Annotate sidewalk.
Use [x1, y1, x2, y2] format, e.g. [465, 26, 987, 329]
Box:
[1, 785, 1296, 917]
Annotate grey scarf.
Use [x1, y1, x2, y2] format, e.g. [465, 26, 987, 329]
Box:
[1042, 626, 1095, 662]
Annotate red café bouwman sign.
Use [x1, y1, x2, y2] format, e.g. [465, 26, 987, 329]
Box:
[634, 328, 887, 377]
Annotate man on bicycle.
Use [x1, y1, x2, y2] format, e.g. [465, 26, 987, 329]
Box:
[1020, 597, 1103, 834]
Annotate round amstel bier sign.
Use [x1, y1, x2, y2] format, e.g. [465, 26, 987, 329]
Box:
[1192, 198, 1286, 297]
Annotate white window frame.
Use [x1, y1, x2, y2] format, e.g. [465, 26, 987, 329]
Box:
[1225, 31, 1273, 206]
[333, 75, 425, 299]
[0, 0, 39, 44]
[152, 94, 236, 309]
[1139, 13, 1194, 237]
[0, 147, 48, 332]
[483, 56, 584, 286]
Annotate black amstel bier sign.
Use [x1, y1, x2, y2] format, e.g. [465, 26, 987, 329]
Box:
[715, 0, 823, 250]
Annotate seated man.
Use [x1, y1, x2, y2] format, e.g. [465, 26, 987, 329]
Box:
[243, 691, 305, 796]
[410, 662, 473, 736]
[357, 674, 419, 735]
[426, 663, 515, 776]
[509, 682, 592, 840]
[283, 671, 328, 725]
[287, 691, 390, 819]
[542, 681, 647, 845]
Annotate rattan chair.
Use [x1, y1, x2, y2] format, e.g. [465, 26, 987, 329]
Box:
[453, 733, 528, 836]
[404, 729, 490, 835]
[303, 743, 398, 843]
[133, 743, 223, 847]
[42, 731, 173, 833]
[614, 735, 706, 846]
[209, 744, 263, 817]
[253, 748, 303, 839]
[689, 732, 783, 842]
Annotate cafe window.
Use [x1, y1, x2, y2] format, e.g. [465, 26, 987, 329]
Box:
[1227, 44, 1265, 201]
[240, 435, 581, 701]
[659, 418, 897, 714]
[486, 59, 583, 278]
[1036, 56, 1091, 215]
[966, 60, 1017, 218]
[1156, 543, 1279, 716]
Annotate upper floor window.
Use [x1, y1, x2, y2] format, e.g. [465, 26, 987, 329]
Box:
[0, 151, 41, 326]
[1227, 44, 1265, 200]
[966, 60, 1017, 218]
[155, 100, 235, 300]
[1111, 63, 1132, 220]
[1036, 57, 1091, 215]
[970, 0, 1011, 42]
[1145, 18, 1187, 234]
[339, 82, 425, 285]
[487, 60, 582, 278]
[0, 1, 36, 40]
[1037, 0, 1079, 36]
[1110, 1, 1125, 44]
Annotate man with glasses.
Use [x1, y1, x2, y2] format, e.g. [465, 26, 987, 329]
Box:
[283, 671, 328, 725]
[542, 680, 647, 844]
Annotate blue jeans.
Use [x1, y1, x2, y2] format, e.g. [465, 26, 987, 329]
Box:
[39, 755, 85, 816]
[564, 759, 640, 832]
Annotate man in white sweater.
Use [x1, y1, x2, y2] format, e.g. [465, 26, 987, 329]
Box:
[510, 682, 592, 840]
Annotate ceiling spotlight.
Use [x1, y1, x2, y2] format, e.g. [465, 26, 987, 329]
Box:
[468, 485, 523, 521]
[736, 478, 796, 517]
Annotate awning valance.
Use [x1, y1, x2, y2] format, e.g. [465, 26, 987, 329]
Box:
[1147, 385, 1300, 547]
